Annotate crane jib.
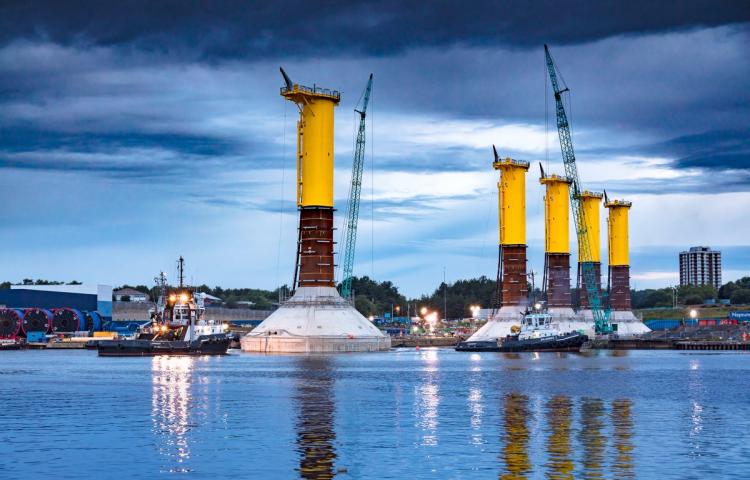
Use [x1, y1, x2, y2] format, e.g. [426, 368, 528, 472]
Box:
[544, 45, 612, 334]
[340, 75, 374, 300]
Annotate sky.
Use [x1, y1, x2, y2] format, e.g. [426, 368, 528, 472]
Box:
[0, 1, 748, 297]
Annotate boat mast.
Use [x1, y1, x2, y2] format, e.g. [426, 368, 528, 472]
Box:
[177, 256, 185, 288]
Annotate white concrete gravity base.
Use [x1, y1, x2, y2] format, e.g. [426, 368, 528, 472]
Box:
[466, 305, 526, 341]
[578, 309, 651, 336]
[609, 310, 651, 336]
[548, 307, 595, 337]
[240, 286, 391, 353]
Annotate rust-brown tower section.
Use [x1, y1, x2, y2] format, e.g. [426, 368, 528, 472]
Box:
[540, 173, 573, 309]
[298, 209, 335, 287]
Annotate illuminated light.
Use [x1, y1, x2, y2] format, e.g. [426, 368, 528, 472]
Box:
[368, 315, 374, 322]
[179, 293, 189, 303]
[689, 309, 698, 319]
[534, 302, 542, 311]
[420, 307, 428, 315]
[222, 323, 229, 331]
[169, 294, 176, 303]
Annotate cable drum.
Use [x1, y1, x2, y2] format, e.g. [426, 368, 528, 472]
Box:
[22, 308, 52, 334]
[0, 308, 24, 339]
[52, 308, 85, 333]
[83, 311, 102, 332]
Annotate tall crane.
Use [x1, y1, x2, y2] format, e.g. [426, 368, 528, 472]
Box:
[339, 74, 373, 300]
[544, 45, 612, 334]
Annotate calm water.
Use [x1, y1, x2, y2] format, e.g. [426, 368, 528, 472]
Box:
[1, 349, 749, 479]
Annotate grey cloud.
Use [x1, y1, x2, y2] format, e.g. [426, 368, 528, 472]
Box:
[1, 1, 748, 60]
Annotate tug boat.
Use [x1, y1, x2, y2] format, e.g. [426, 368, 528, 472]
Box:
[456, 312, 588, 353]
[97, 258, 230, 357]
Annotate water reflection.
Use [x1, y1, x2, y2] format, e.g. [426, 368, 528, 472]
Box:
[293, 357, 337, 479]
[415, 349, 440, 446]
[611, 399, 635, 479]
[579, 398, 605, 479]
[500, 393, 531, 479]
[545, 396, 573, 480]
[151, 356, 194, 473]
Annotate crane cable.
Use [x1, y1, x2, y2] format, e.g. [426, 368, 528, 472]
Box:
[275, 101, 288, 300]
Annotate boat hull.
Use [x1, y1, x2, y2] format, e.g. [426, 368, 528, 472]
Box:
[96, 334, 230, 357]
[456, 333, 588, 353]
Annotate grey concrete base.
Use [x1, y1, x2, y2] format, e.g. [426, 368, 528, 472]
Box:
[240, 286, 391, 353]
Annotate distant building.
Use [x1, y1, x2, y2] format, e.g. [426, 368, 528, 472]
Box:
[113, 288, 150, 303]
[680, 246, 722, 290]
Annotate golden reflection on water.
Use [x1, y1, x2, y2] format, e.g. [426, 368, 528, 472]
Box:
[500, 393, 531, 479]
[294, 357, 337, 480]
[611, 399, 635, 479]
[151, 356, 194, 473]
[545, 396, 574, 480]
[579, 398, 606, 480]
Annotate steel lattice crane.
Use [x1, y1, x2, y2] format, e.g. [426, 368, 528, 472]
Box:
[339, 74, 373, 300]
[544, 45, 612, 334]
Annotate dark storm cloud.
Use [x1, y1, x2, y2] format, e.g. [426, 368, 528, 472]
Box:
[1, 126, 236, 156]
[1, 0, 748, 59]
[659, 130, 750, 171]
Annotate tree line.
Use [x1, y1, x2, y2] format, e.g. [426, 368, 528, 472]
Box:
[4, 275, 750, 318]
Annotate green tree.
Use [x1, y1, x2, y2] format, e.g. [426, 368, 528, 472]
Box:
[730, 289, 750, 305]
[677, 284, 716, 305]
[354, 295, 377, 317]
[682, 294, 704, 306]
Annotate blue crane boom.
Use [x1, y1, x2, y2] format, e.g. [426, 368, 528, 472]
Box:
[340, 74, 373, 300]
[544, 45, 612, 334]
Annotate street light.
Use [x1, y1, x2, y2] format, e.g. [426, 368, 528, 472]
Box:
[689, 309, 698, 319]
[420, 306, 428, 316]
[534, 302, 542, 311]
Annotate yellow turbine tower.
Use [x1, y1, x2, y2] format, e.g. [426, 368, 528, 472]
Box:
[279, 69, 340, 287]
[462, 147, 530, 345]
[605, 194, 648, 334]
[577, 191, 603, 310]
[495, 148, 530, 308]
[240, 69, 391, 353]
[540, 168, 573, 313]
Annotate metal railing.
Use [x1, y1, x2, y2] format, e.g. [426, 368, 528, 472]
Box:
[280, 84, 341, 100]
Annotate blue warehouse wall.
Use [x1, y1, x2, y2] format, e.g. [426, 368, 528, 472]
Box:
[0, 289, 98, 312]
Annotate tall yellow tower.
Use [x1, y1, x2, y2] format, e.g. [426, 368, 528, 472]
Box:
[577, 191, 603, 308]
[494, 150, 530, 307]
[606, 198, 633, 311]
[540, 173, 572, 309]
[280, 69, 341, 288]
[241, 69, 391, 353]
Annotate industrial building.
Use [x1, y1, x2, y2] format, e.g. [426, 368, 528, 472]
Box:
[240, 69, 390, 353]
[1, 284, 112, 318]
[680, 246, 722, 290]
[0, 284, 112, 338]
